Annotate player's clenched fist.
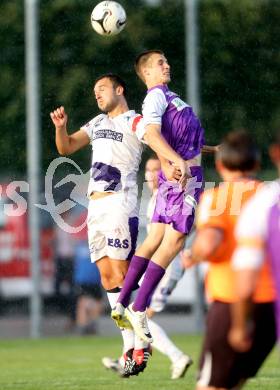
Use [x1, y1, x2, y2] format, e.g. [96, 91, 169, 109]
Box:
[50, 106, 68, 129]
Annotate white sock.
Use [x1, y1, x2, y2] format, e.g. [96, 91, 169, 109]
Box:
[107, 290, 135, 353]
[134, 334, 149, 350]
[148, 318, 183, 363]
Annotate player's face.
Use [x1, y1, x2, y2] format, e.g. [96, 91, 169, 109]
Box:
[145, 53, 171, 85]
[145, 158, 161, 191]
[94, 78, 120, 113]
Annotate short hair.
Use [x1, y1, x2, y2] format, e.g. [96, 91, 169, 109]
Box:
[217, 130, 261, 172]
[94, 73, 127, 97]
[134, 50, 164, 82]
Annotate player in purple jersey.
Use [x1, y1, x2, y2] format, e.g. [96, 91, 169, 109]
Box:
[112, 50, 214, 350]
[229, 130, 280, 353]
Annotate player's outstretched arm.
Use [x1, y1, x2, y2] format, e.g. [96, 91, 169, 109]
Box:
[50, 106, 90, 155]
[201, 145, 220, 154]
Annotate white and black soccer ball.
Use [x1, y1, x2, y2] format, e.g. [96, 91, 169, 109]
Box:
[91, 1, 126, 36]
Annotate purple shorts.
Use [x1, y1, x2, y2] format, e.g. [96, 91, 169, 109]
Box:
[151, 166, 204, 234]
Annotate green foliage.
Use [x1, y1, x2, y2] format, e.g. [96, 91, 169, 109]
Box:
[0, 0, 279, 175]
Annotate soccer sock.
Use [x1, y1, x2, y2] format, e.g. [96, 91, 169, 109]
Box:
[148, 318, 183, 363]
[134, 334, 149, 350]
[107, 288, 134, 352]
[117, 256, 149, 307]
[133, 261, 165, 312]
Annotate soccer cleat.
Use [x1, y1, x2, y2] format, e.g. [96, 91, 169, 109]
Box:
[125, 303, 153, 343]
[111, 302, 133, 330]
[122, 348, 135, 377]
[171, 354, 193, 380]
[102, 357, 126, 377]
[130, 346, 152, 375]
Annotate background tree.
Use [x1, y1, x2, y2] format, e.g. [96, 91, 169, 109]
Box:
[0, 0, 279, 179]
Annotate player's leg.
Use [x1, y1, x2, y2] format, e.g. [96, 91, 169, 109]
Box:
[88, 195, 139, 376]
[125, 226, 186, 342]
[115, 222, 165, 309]
[132, 225, 185, 308]
[148, 318, 192, 379]
[96, 257, 135, 376]
[97, 257, 152, 376]
[146, 256, 192, 379]
[196, 301, 248, 390]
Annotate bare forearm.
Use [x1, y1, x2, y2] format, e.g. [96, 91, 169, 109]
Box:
[55, 127, 89, 155]
[231, 299, 252, 330]
[55, 126, 71, 155]
[191, 228, 223, 262]
[201, 145, 220, 154]
[144, 126, 182, 165]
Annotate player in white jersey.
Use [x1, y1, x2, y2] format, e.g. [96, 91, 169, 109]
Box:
[229, 132, 280, 353]
[50, 74, 149, 377]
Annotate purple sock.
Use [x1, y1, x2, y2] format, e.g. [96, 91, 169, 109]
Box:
[118, 255, 149, 307]
[133, 261, 165, 312]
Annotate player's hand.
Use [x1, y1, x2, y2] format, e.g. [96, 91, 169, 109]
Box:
[228, 326, 252, 353]
[50, 106, 68, 129]
[180, 249, 196, 269]
[176, 159, 191, 188]
[161, 161, 182, 182]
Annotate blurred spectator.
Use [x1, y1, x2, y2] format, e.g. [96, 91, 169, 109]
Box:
[74, 241, 103, 335]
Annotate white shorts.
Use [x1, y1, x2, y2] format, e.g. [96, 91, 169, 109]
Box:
[87, 192, 138, 263]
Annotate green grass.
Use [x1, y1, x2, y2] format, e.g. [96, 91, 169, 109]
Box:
[0, 334, 278, 389]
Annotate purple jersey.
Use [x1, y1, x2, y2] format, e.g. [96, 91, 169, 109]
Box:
[142, 84, 205, 160]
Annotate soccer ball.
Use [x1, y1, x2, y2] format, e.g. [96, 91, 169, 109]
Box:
[91, 1, 126, 36]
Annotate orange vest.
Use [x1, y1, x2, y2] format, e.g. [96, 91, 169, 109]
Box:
[196, 180, 275, 303]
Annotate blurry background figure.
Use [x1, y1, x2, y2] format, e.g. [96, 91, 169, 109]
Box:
[74, 240, 103, 335]
[53, 210, 76, 329]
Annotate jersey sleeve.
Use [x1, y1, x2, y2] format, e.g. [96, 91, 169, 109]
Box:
[142, 88, 168, 127]
[232, 187, 270, 270]
[131, 114, 147, 142]
[80, 114, 104, 143]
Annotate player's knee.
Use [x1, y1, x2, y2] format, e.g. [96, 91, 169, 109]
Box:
[99, 270, 113, 290]
[100, 269, 126, 290]
[170, 234, 185, 252]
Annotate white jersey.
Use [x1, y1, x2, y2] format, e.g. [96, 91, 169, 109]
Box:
[81, 110, 145, 199]
[233, 180, 280, 270]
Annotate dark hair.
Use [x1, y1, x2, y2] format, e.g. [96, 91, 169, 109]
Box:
[217, 130, 261, 171]
[134, 50, 164, 81]
[94, 73, 127, 97]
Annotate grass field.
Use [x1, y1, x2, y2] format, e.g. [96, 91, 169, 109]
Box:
[0, 334, 279, 390]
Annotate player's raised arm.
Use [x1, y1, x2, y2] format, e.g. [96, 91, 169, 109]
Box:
[50, 106, 90, 155]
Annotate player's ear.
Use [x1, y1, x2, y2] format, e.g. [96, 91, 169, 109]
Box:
[115, 85, 124, 96]
[142, 66, 150, 79]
